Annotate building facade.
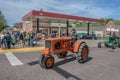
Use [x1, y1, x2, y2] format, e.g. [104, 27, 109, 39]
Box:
[23, 21, 67, 36]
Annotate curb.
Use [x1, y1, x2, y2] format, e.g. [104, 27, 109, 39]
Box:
[0, 47, 45, 53]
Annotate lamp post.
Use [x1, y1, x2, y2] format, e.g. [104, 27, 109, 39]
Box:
[36, 18, 39, 33]
[59, 24, 61, 37]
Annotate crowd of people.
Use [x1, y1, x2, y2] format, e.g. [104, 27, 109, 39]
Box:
[0, 29, 78, 50]
[0, 31, 39, 50]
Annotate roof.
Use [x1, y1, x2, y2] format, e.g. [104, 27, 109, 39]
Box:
[22, 10, 104, 23]
[14, 22, 23, 26]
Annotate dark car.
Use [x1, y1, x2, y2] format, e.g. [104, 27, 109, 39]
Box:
[77, 33, 86, 39]
[83, 34, 97, 40]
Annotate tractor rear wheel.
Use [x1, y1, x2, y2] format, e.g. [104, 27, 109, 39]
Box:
[105, 43, 109, 48]
[77, 43, 89, 63]
[42, 55, 54, 69]
[98, 42, 101, 48]
[57, 52, 67, 58]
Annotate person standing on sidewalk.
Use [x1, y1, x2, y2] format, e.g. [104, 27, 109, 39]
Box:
[19, 31, 25, 47]
[25, 32, 30, 46]
[11, 33, 16, 48]
[29, 31, 35, 47]
[5, 31, 11, 49]
[0, 32, 6, 49]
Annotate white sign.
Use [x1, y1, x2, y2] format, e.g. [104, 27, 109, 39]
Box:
[106, 28, 119, 32]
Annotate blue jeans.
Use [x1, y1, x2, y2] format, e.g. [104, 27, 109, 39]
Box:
[6, 41, 11, 49]
[30, 39, 34, 47]
[1, 42, 6, 48]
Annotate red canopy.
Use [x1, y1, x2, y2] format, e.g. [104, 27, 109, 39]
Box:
[22, 10, 104, 23]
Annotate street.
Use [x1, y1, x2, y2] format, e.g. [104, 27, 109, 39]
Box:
[0, 47, 120, 80]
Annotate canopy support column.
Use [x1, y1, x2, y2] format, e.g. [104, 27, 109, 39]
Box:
[87, 22, 90, 35]
[36, 18, 39, 33]
[67, 21, 69, 36]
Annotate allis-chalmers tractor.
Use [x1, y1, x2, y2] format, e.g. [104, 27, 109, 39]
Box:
[39, 37, 89, 69]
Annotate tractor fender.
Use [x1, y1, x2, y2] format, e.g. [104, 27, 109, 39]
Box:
[73, 41, 86, 53]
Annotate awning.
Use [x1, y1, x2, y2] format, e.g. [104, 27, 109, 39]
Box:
[22, 10, 104, 23]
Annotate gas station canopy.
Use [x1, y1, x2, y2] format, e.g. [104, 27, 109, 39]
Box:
[22, 10, 104, 23]
[22, 10, 104, 35]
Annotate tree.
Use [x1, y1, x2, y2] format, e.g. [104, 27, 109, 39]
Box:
[0, 10, 9, 32]
[103, 18, 113, 24]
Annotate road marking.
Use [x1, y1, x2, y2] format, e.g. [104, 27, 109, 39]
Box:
[5, 51, 23, 66]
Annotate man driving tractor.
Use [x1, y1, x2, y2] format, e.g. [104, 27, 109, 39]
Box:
[71, 29, 78, 45]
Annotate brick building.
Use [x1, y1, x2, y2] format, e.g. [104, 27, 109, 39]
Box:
[13, 22, 23, 31]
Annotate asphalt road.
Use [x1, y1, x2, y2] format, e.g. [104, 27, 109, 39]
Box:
[0, 47, 120, 80]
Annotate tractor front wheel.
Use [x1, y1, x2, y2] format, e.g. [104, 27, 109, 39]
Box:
[39, 55, 54, 69]
[98, 42, 101, 48]
[112, 44, 116, 49]
[77, 43, 89, 63]
[118, 43, 120, 48]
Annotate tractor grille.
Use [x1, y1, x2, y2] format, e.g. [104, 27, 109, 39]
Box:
[45, 40, 51, 49]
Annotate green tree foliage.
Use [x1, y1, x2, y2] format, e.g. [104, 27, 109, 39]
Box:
[103, 18, 120, 25]
[114, 20, 120, 25]
[0, 10, 9, 32]
[75, 23, 87, 27]
[103, 18, 113, 24]
[68, 23, 72, 27]
[68, 18, 120, 28]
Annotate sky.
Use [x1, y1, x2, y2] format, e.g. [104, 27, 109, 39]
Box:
[0, 0, 120, 27]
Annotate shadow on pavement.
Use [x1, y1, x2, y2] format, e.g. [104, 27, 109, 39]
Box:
[52, 56, 92, 80]
[27, 60, 39, 66]
[27, 55, 92, 80]
[108, 49, 115, 52]
[54, 57, 76, 67]
[27, 54, 75, 66]
[27, 54, 93, 66]
[52, 56, 82, 80]
[52, 67, 81, 80]
[27, 55, 76, 66]
[82, 57, 93, 64]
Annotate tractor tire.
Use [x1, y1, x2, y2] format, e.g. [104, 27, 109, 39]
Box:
[98, 42, 101, 48]
[112, 44, 116, 49]
[105, 44, 109, 48]
[42, 55, 54, 69]
[118, 44, 120, 48]
[57, 52, 67, 58]
[77, 43, 89, 63]
[39, 54, 45, 68]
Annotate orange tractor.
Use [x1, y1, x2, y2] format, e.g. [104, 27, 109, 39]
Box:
[39, 37, 89, 69]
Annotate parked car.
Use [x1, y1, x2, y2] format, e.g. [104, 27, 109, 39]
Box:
[82, 34, 97, 40]
[97, 34, 102, 39]
[77, 33, 86, 39]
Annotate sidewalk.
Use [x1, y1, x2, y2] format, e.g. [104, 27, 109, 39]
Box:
[0, 47, 45, 53]
[0, 40, 45, 53]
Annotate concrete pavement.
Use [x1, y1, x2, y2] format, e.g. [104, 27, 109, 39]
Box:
[0, 47, 120, 80]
